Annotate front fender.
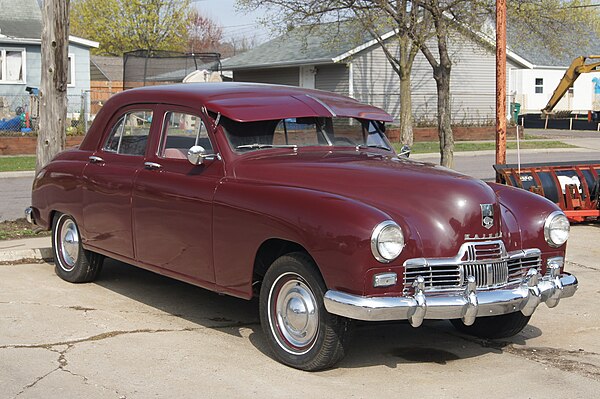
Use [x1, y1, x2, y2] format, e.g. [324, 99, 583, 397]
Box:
[212, 180, 393, 298]
[488, 182, 567, 271]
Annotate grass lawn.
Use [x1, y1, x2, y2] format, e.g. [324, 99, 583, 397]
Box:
[0, 218, 50, 241]
[395, 140, 576, 154]
[0, 140, 577, 171]
[0, 155, 36, 172]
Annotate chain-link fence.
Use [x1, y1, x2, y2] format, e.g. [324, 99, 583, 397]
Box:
[0, 92, 92, 136]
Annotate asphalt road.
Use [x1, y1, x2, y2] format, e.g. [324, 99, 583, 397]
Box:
[0, 174, 32, 222]
[1, 225, 598, 398]
[414, 149, 600, 181]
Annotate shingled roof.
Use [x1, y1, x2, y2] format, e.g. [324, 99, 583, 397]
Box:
[506, 22, 600, 68]
[222, 23, 367, 70]
[224, 19, 596, 71]
[0, 0, 42, 39]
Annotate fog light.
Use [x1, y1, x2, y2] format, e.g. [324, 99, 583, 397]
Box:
[373, 272, 397, 287]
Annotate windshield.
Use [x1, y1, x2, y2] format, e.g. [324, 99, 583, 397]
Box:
[220, 116, 392, 152]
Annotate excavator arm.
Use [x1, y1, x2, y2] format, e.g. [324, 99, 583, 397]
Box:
[542, 55, 600, 114]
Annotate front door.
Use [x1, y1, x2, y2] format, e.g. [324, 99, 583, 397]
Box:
[132, 108, 223, 285]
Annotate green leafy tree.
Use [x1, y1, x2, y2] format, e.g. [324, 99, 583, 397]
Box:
[70, 0, 191, 55]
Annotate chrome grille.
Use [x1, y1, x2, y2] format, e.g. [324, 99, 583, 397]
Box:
[404, 265, 462, 291]
[463, 241, 505, 262]
[507, 256, 542, 284]
[463, 261, 508, 288]
[403, 242, 541, 293]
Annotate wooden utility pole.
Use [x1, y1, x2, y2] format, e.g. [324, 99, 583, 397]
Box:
[37, 0, 70, 173]
[495, 0, 507, 181]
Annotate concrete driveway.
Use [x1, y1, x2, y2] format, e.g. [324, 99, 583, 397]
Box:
[1, 225, 599, 398]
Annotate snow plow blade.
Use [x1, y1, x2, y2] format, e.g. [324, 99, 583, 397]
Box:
[494, 161, 600, 222]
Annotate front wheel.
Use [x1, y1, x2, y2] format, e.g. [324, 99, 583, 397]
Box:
[259, 252, 351, 371]
[52, 213, 104, 283]
[450, 311, 531, 339]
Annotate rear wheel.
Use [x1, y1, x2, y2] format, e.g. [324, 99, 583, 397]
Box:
[450, 311, 531, 339]
[259, 252, 351, 371]
[52, 213, 103, 283]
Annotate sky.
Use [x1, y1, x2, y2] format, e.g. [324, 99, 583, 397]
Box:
[193, 0, 272, 44]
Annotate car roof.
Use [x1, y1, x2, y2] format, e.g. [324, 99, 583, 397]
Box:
[110, 82, 394, 123]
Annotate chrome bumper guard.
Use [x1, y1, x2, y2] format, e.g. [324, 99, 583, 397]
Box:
[25, 207, 35, 225]
[323, 268, 578, 327]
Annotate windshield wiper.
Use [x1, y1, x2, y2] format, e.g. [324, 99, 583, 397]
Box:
[236, 144, 298, 150]
[356, 144, 391, 151]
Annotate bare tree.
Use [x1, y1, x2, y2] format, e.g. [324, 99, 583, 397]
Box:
[238, 0, 432, 148]
[187, 9, 224, 53]
[37, 0, 69, 173]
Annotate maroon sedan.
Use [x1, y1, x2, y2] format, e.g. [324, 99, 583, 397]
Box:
[27, 83, 577, 370]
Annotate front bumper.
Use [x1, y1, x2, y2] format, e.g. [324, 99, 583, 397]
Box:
[323, 269, 577, 327]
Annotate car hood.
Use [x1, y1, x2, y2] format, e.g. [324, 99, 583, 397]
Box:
[231, 150, 505, 258]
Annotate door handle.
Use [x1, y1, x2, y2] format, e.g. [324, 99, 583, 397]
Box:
[89, 156, 104, 164]
[144, 162, 162, 170]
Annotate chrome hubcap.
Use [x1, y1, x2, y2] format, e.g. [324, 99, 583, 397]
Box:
[270, 273, 319, 354]
[59, 218, 79, 271]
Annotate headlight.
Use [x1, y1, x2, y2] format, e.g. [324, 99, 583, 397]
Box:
[544, 211, 570, 247]
[371, 221, 405, 263]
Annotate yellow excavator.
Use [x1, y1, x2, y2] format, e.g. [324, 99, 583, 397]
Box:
[542, 55, 600, 114]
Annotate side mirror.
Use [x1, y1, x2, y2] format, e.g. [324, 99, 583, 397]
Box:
[398, 144, 411, 158]
[187, 145, 207, 165]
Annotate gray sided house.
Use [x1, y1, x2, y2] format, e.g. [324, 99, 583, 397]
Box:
[222, 25, 528, 125]
[0, 0, 98, 121]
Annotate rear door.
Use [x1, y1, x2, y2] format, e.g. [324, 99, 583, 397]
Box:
[82, 107, 155, 259]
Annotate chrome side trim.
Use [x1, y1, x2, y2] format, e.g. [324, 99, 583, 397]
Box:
[305, 94, 337, 117]
[323, 272, 577, 325]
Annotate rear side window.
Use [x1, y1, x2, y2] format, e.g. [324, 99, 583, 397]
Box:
[160, 112, 213, 159]
[103, 110, 153, 156]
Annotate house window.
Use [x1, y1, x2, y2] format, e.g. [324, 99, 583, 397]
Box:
[535, 78, 543, 94]
[67, 54, 75, 86]
[0, 48, 26, 83]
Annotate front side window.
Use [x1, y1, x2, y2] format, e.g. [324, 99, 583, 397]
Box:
[0, 48, 26, 83]
[222, 116, 391, 152]
[103, 110, 153, 156]
[160, 112, 213, 159]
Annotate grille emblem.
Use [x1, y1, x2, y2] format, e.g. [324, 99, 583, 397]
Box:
[481, 204, 494, 229]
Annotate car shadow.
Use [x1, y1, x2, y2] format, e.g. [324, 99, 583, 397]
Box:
[93, 258, 543, 370]
[94, 258, 262, 337]
[332, 320, 543, 370]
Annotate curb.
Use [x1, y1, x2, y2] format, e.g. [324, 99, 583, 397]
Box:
[410, 146, 594, 159]
[0, 170, 36, 178]
[0, 247, 53, 263]
[0, 237, 53, 264]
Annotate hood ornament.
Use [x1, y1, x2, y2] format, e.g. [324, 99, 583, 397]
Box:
[481, 204, 494, 229]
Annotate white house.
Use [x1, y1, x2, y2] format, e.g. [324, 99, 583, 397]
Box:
[509, 64, 600, 114]
[222, 22, 597, 122]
